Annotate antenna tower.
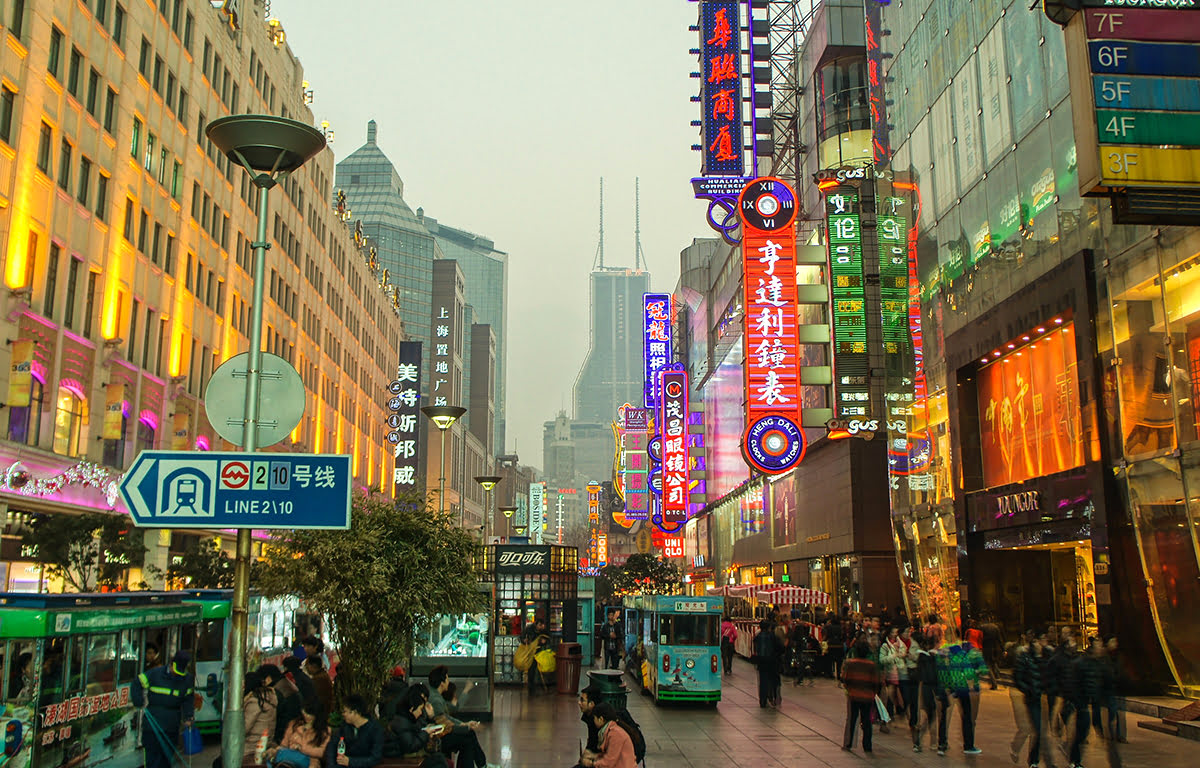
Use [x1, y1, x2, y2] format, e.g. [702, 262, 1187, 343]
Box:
[592, 178, 606, 270]
[634, 178, 646, 271]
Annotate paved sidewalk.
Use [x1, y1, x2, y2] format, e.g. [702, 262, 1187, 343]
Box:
[476, 657, 1189, 768]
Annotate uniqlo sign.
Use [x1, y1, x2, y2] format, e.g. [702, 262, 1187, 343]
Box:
[659, 369, 689, 526]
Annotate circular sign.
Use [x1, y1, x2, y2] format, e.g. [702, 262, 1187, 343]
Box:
[635, 527, 653, 555]
[386, 431, 401, 444]
[220, 461, 250, 490]
[204, 352, 305, 448]
[664, 378, 684, 400]
[387, 396, 403, 412]
[387, 414, 402, 429]
[388, 380, 403, 395]
[647, 436, 662, 463]
[742, 414, 807, 474]
[738, 177, 797, 232]
[648, 469, 662, 494]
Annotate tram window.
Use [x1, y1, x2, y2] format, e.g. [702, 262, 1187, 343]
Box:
[661, 615, 717, 646]
[64, 636, 87, 695]
[86, 633, 118, 693]
[3, 640, 36, 703]
[117, 629, 140, 683]
[196, 620, 224, 662]
[145, 629, 169, 670]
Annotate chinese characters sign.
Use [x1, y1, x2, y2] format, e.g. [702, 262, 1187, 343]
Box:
[588, 482, 601, 524]
[621, 410, 651, 521]
[644, 294, 674, 408]
[824, 190, 871, 418]
[739, 178, 807, 475]
[878, 203, 909, 362]
[699, 1, 745, 177]
[390, 342, 422, 492]
[528, 482, 544, 543]
[431, 304, 454, 407]
[660, 369, 690, 525]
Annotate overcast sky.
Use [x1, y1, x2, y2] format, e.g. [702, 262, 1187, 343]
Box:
[280, 0, 709, 467]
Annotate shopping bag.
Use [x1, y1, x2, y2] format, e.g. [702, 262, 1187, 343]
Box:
[182, 724, 204, 755]
[874, 695, 892, 724]
[514, 642, 536, 672]
[535, 648, 557, 673]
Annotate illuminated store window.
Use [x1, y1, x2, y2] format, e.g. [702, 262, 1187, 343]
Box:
[7, 376, 44, 447]
[52, 384, 89, 458]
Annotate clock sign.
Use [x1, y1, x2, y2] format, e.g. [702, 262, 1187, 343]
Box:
[740, 178, 796, 232]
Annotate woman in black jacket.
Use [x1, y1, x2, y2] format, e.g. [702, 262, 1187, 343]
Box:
[383, 684, 448, 767]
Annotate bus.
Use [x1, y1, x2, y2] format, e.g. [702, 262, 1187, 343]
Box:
[0, 591, 203, 768]
[624, 594, 723, 705]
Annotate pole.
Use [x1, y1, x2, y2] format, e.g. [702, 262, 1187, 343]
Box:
[439, 426, 448, 517]
[222, 180, 271, 768]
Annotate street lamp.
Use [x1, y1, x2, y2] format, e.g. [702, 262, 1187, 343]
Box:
[499, 505, 517, 541]
[205, 114, 325, 768]
[421, 405, 466, 517]
[474, 475, 502, 542]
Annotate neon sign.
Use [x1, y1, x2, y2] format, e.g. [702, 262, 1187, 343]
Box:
[587, 482, 600, 524]
[865, 0, 892, 164]
[824, 189, 871, 418]
[643, 294, 673, 408]
[739, 177, 807, 475]
[660, 369, 689, 526]
[698, 1, 744, 178]
[390, 342, 423, 492]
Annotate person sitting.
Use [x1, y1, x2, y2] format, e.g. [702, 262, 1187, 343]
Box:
[325, 694, 383, 768]
[259, 664, 301, 745]
[266, 699, 330, 768]
[428, 665, 496, 768]
[580, 703, 636, 768]
[383, 684, 449, 767]
[242, 671, 279, 762]
[304, 655, 334, 714]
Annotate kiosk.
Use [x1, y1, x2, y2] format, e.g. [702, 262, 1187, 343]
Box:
[487, 545, 578, 685]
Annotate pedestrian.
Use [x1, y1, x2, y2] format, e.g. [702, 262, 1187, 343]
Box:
[910, 632, 940, 753]
[520, 618, 551, 696]
[266, 698, 331, 768]
[1067, 637, 1104, 768]
[132, 649, 194, 768]
[325, 694, 383, 768]
[427, 665, 498, 768]
[602, 611, 624, 670]
[940, 637, 987, 755]
[382, 685, 448, 767]
[789, 623, 817, 686]
[301, 636, 330, 670]
[981, 615, 1004, 690]
[825, 617, 845, 682]
[242, 670, 279, 761]
[878, 625, 908, 732]
[841, 637, 880, 754]
[1047, 628, 1077, 740]
[753, 618, 783, 708]
[720, 615, 738, 675]
[283, 656, 316, 707]
[580, 703, 637, 768]
[1104, 636, 1127, 743]
[260, 664, 302, 744]
[304, 655, 335, 715]
[1013, 631, 1045, 768]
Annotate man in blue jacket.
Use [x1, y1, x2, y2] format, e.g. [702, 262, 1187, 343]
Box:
[131, 650, 194, 768]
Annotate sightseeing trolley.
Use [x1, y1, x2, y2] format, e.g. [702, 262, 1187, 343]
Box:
[624, 594, 723, 705]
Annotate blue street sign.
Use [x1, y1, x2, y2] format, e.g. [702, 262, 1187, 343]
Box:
[119, 451, 352, 529]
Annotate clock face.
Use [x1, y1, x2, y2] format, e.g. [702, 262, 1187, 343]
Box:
[739, 177, 797, 232]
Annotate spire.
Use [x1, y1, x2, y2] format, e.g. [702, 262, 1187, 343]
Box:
[366, 119, 377, 144]
[593, 178, 606, 270]
[634, 177, 646, 271]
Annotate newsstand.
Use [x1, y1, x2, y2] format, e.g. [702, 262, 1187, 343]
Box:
[556, 642, 583, 694]
[587, 668, 629, 711]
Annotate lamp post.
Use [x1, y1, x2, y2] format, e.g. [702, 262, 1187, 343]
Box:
[474, 475, 502, 542]
[421, 405, 466, 517]
[205, 114, 325, 768]
[499, 505, 517, 541]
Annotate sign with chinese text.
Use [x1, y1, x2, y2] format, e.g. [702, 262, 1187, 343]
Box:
[495, 545, 551, 573]
[659, 369, 689, 526]
[588, 482, 601, 524]
[431, 303, 454, 406]
[622, 427, 650, 520]
[824, 189, 871, 418]
[643, 294, 673, 408]
[391, 342, 422, 492]
[739, 178, 807, 475]
[529, 482, 544, 543]
[698, 1, 745, 177]
[865, 0, 892, 164]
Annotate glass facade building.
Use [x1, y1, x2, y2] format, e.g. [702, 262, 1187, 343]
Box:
[877, 0, 1200, 692]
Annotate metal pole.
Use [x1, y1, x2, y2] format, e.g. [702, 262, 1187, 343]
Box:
[222, 179, 271, 768]
[439, 426, 448, 517]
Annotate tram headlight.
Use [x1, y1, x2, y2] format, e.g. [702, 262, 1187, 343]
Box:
[685, 658, 695, 670]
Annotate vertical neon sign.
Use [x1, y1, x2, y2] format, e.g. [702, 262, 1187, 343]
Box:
[699, 1, 744, 177]
[825, 189, 871, 418]
[643, 294, 673, 408]
[660, 369, 689, 526]
[739, 177, 807, 475]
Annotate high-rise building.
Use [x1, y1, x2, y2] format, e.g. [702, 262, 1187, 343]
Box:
[573, 267, 651, 424]
[0, 1, 404, 590]
[424, 216, 508, 456]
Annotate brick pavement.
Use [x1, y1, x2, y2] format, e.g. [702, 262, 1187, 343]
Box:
[475, 657, 1190, 768]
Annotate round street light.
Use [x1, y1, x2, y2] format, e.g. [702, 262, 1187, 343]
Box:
[474, 475, 503, 492]
[474, 475, 503, 542]
[498, 505, 517, 542]
[421, 405, 466, 518]
[206, 115, 327, 176]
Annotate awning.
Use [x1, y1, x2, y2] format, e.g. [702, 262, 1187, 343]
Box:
[753, 585, 831, 605]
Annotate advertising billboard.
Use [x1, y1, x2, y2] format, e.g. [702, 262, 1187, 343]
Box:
[824, 189, 870, 418]
[390, 342, 422, 493]
[644, 294, 673, 409]
[660, 369, 690, 527]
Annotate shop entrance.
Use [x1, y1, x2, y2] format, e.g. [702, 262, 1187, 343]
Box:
[970, 540, 1098, 641]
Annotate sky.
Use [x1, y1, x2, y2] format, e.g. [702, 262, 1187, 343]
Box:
[279, 0, 711, 468]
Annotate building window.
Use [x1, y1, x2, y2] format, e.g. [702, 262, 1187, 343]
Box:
[176, 89, 187, 124]
[96, 173, 109, 221]
[130, 117, 141, 158]
[53, 385, 88, 458]
[101, 88, 117, 134]
[165, 234, 176, 274]
[196, 111, 205, 146]
[67, 48, 83, 96]
[123, 197, 134, 241]
[202, 40, 212, 79]
[113, 5, 126, 48]
[165, 72, 176, 110]
[64, 257, 80, 330]
[76, 156, 91, 206]
[96, 0, 108, 25]
[138, 38, 150, 77]
[85, 68, 100, 114]
[151, 223, 161, 265]
[43, 243, 59, 317]
[10, 0, 26, 40]
[0, 86, 16, 145]
[36, 121, 51, 174]
[171, 161, 181, 199]
[83, 271, 98, 338]
[56, 139, 72, 191]
[7, 377, 44, 447]
[183, 11, 194, 50]
[48, 27, 64, 78]
[128, 299, 139, 364]
[136, 414, 156, 454]
[158, 147, 167, 185]
[137, 209, 148, 252]
[152, 56, 163, 93]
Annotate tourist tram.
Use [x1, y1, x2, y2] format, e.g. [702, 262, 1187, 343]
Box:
[624, 594, 723, 705]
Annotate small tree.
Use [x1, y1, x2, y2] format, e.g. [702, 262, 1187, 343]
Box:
[256, 490, 483, 707]
[597, 553, 682, 601]
[166, 538, 236, 589]
[21, 512, 146, 592]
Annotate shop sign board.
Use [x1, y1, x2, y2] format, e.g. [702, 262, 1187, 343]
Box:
[588, 482, 601, 524]
[643, 294, 673, 409]
[495, 546, 551, 572]
[390, 342, 422, 492]
[823, 189, 871, 418]
[739, 178, 806, 476]
[659, 369, 689, 524]
[696, 0, 745, 178]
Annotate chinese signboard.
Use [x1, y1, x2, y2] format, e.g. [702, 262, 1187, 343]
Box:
[659, 369, 690, 526]
[698, 1, 745, 177]
[588, 482, 601, 524]
[643, 294, 674, 409]
[529, 482, 544, 544]
[495, 546, 550, 572]
[878, 202, 909, 363]
[824, 189, 871, 418]
[390, 342, 422, 492]
[431, 304, 454, 407]
[739, 178, 807, 475]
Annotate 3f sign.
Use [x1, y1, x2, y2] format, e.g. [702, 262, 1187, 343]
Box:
[1107, 151, 1138, 175]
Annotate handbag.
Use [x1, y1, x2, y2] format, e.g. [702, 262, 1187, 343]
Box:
[271, 747, 311, 767]
[535, 648, 557, 673]
[874, 695, 892, 723]
[182, 724, 204, 755]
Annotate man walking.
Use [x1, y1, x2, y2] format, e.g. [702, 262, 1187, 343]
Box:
[841, 638, 880, 754]
[1013, 631, 1046, 768]
[132, 650, 194, 768]
[720, 616, 738, 675]
[940, 637, 987, 755]
[602, 611, 624, 671]
[753, 619, 783, 708]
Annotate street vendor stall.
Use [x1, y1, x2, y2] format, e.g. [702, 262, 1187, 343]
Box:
[484, 545, 578, 685]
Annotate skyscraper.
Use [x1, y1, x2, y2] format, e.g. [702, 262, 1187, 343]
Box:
[572, 267, 651, 424]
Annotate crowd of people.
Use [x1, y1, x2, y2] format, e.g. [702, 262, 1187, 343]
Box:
[739, 607, 1126, 768]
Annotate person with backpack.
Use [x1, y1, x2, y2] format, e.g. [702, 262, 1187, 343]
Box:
[720, 616, 738, 675]
[580, 703, 637, 768]
[573, 688, 645, 768]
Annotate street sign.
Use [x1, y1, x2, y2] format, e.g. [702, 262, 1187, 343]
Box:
[119, 451, 351, 529]
[204, 352, 305, 448]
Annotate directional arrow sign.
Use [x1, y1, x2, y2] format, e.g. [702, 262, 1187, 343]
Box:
[119, 451, 351, 529]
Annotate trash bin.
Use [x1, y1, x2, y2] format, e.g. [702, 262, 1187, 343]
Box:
[586, 668, 629, 711]
[556, 642, 583, 694]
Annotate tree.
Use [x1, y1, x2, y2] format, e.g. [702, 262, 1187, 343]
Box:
[597, 553, 682, 601]
[21, 511, 146, 592]
[256, 490, 483, 707]
[166, 538, 236, 589]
